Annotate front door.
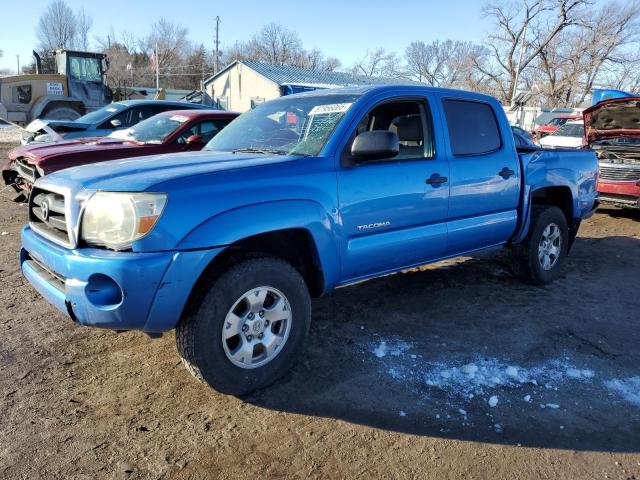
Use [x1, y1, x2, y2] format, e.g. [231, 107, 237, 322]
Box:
[337, 97, 450, 282]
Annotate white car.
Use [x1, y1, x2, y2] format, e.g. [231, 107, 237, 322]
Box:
[539, 120, 584, 148]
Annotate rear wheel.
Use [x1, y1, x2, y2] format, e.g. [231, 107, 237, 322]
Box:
[510, 206, 569, 285]
[41, 106, 80, 121]
[176, 256, 311, 395]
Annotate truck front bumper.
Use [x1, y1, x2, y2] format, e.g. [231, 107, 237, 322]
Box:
[21, 226, 223, 332]
[598, 180, 640, 209]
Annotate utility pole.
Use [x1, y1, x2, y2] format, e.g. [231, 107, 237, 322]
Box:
[511, 22, 527, 106]
[155, 42, 160, 90]
[16, 54, 20, 74]
[214, 16, 220, 74]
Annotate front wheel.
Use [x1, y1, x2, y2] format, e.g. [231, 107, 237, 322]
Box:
[509, 206, 569, 285]
[176, 256, 311, 395]
[41, 106, 81, 121]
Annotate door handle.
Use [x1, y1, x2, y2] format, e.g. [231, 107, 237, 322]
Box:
[426, 174, 448, 186]
[499, 167, 515, 179]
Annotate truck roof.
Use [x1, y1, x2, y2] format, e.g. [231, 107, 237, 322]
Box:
[289, 84, 500, 104]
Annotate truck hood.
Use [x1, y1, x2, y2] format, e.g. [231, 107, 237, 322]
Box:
[583, 97, 640, 144]
[41, 150, 301, 192]
[9, 137, 140, 164]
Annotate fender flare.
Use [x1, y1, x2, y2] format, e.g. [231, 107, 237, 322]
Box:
[30, 95, 84, 121]
[177, 199, 341, 291]
[511, 177, 577, 244]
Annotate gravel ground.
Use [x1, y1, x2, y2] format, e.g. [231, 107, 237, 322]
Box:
[1, 137, 639, 479]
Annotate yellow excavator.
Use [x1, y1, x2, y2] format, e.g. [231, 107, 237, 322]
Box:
[0, 49, 111, 126]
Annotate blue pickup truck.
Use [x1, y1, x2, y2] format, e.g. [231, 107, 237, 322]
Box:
[20, 85, 598, 394]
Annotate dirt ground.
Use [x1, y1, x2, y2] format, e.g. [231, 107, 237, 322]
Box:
[1, 132, 639, 479]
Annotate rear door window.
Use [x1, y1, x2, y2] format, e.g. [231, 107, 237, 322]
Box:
[443, 100, 501, 156]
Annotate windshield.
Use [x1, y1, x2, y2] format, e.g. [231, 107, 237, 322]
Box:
[206, 94, 360, 156]
[69, 56, 102, 82]
[553, 123, 584, 137]
[75, 103, 127, 125]
[108, 114, 187, 143]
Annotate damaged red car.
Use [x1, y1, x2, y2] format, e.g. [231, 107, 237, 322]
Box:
[584, 97, 640, 209]
[2, 109, 238, 200]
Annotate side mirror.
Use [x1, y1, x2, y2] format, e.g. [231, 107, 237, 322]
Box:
[110, 119, 122, 128]
[351, 130, 399, 161]
[185, 134, 205, 149]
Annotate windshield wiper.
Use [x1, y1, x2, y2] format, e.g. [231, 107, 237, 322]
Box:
[231, 147, 288, 155]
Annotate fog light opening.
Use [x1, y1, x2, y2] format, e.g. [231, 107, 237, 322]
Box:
[85, 274, 123, 309]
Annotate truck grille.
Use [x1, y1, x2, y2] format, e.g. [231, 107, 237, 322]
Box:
[15, 158, 38, 183]
[599, 165, 640, 182]
[29, 188, 71, 247]
[24, 252, 66, 292]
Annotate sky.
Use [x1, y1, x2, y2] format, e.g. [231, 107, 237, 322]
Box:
[0, 0, 490, 73]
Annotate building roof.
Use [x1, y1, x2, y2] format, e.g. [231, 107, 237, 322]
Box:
[204, 60, 420, 89]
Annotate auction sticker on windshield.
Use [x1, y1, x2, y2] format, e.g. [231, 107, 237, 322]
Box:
[169, 115, 189, 123]
[309, 103, 353, 115]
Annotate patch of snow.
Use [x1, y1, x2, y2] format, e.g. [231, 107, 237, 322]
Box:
[399, 410, 406, 417]
[374, 341, 388, 358]
[494, 423, 502, 433]
[458, 409, 467, 416]
[419, 357, 593, 398]
[488, 395, 498, 407]
[1, 231, 8, 236]
[545, 403, 560, 409]
[523, 395, 531, 402]
[461, 363, 479, 375]
[505, 366, 519, 379]
[372, 339, 412, 358]
[566, 368, 595, 379]
[604, 377, 640, 406]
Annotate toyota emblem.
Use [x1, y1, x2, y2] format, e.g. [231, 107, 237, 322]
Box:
[41, 198, 50, 222]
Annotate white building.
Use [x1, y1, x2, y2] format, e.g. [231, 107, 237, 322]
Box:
[204, 60, 417, 112]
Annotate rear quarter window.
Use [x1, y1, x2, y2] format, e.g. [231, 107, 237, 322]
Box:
[443, 99, 501, 156]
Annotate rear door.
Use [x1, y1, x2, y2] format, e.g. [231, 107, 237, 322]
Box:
[337, 96, 450, 281]
[440, 98, 520, 254]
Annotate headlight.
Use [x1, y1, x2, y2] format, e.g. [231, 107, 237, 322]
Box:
[81, 192, 167, 250]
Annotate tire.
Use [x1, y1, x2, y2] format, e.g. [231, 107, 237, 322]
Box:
[176, 256, 311, 395]
[510, 206, 569, 285]
[41, 106, 81, 121]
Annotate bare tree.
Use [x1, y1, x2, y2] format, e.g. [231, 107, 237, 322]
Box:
[36, 0, 78, 51]
[76, 8, 93, 51]
[352, 48, 405, 78]
[525, 0, 640, 106]
[145, 18, 190, 87]
[574, 1, 640, 103]
[249, 22, 302, 65]
[291, 48, 341, 71]
[221, 24, 339, 72]
[405, 40, 480, 86]
[478, 0, 589, 103]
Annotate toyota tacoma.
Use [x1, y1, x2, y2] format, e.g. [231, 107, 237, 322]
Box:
[19, 85, 598, 395]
